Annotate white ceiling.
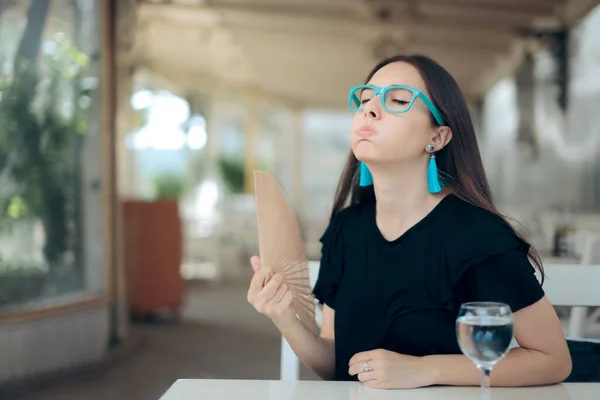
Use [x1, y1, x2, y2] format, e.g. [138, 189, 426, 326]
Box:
[134, 0, 598, 109]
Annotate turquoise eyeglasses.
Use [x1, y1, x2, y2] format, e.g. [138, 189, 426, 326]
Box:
[347, 84, 446, 126]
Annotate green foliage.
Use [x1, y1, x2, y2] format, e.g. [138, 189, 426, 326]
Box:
[152, 172, 184, 200]
[6, 195, 28, 219]
[0, 33, 92, 267]
[217, 155, 245, 193]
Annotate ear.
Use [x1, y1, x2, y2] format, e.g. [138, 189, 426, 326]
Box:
[430, 126, 452, 151]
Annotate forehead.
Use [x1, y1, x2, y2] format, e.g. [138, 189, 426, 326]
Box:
[367, 62, 428, 94]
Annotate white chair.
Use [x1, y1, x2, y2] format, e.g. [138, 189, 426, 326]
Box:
[548, 231, 600, 337]
[542, 262, 600, 338]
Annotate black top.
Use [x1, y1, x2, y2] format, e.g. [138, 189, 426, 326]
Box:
[312, 194, 545, 381]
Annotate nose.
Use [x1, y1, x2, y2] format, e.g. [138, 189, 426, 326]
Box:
[363, 95, 380, 119]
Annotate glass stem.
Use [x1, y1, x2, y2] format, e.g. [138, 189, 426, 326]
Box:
[479, 367, 492, 400]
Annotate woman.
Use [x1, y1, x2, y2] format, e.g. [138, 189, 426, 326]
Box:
[247, 54, 572, 389]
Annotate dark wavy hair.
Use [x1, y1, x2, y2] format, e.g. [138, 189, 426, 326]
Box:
[331, 54, 544, 282]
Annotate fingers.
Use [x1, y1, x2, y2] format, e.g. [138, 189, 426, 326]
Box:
[256, 280, 294, 318]
[272, 282, 289, 304]
[248, 272, 286, 312]
[349, 350, 375, 366]
[260, 273, 283, 303]
[349, 361, 377, 384]
[248, 267, 268, 301]
[348, 362, 361, 376]
[357, 371, 377, 383]
[268, 288, 294, 317]
[250, 255, 261, 273]
[348, 360, 375, 377]
[268, 284, 293, 311]
[247, 253, 295, 320]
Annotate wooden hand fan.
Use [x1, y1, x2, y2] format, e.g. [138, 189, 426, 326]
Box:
[253, 170, 319, 336]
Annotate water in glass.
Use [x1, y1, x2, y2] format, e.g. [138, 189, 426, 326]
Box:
[457, 314, 513, 369]
[456, 302, 513, 400]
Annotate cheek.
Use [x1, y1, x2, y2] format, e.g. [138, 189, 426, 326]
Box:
[381, 118, 429, 155]
[351, 113, 364, 130]
[382, 117, 416, 143]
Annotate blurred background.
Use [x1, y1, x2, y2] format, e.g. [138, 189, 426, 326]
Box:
[0, 0, 599, 399]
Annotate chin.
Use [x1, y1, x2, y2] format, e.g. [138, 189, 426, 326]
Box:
[352, 141, 377, 162]
[352, 151, 375, 163]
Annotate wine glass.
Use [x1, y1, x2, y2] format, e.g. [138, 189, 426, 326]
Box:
[456, 302, 514, 400]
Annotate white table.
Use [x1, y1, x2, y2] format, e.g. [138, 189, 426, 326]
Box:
[160, 379, 599, 400]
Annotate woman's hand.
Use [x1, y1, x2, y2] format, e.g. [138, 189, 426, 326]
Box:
[348, 349, 435, 389]
[247, 256, 296, 327]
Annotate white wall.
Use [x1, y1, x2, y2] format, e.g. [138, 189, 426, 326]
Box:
[0, 304, 109, 385]
[301, 109, 352, 254]
[567, 4, 600, 208]
[481, 4, 600, 212]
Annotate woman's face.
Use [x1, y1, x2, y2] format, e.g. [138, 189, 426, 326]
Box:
[350, 61, 446, 166]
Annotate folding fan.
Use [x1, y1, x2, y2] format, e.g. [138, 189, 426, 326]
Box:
[253, 170, 320, 336]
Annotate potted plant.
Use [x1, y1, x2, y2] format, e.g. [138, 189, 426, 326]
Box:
[217, 155, 245, 194]
[152, 171, 184, 200]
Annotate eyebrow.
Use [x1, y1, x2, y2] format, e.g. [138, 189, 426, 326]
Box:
[366, 83, 410, 87]
[388, 84, 418, 89]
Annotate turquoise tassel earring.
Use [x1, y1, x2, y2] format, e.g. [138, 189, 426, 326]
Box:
[359, 162, 373, 187]
[427, 144, 446, 194]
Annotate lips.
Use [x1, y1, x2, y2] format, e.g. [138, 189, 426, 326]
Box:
[356, 125, 376, 137]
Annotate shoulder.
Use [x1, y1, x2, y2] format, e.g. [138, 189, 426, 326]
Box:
[443, 195, 519, 240]
[442, 195, 531, 278]
[444, 194, 501, 223]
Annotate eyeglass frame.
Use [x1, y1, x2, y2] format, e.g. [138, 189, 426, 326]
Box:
[347, 84, 446, 126]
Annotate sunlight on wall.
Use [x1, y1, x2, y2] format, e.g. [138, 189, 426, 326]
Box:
[481, 3, 600, 214]
[125, 89, 209, 199]
[126, 90, 207, 151]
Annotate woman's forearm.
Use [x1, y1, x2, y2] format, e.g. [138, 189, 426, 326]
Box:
[273, 316, 335, 380]
[424, 347, 572, 387]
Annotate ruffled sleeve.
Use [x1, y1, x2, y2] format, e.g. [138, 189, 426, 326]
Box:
[312, 211, 345, 309]
[439, 208, 538, 305]
[460, 250, 545, 313]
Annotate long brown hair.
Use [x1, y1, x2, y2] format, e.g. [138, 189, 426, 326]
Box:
[331, 54, 544, 282]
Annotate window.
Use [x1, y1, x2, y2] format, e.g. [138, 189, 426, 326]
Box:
[0, 0, 105, 313]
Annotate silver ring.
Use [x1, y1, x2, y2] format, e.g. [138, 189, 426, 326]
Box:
[361, 362, 373, 373]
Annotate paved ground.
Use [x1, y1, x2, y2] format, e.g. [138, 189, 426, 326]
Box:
[0, 279, 316, 400]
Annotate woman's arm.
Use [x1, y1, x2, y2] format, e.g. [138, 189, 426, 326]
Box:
[348, 297, 571, 389]
[247, 256, 336, 380]
[275, 304, 336, 380]
[425, 296, 572, 386]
